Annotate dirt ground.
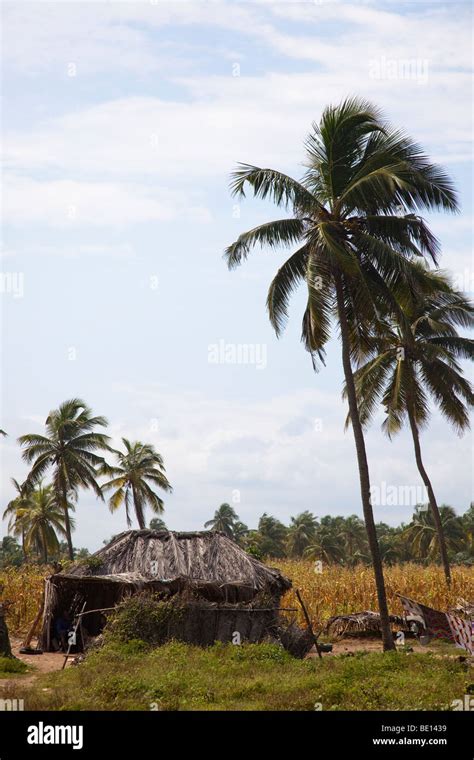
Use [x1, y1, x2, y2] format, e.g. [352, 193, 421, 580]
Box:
[0, 637, 70, 690]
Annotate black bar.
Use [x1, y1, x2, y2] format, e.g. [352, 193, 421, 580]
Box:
[0, 710, 471, 757]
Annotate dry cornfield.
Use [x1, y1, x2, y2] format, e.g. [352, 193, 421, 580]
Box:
[277, 561, 474, 629]
[0, 566, 49, 634]
[1, 562, 473, 634]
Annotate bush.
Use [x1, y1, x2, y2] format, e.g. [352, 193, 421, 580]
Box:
[105, 594, 185, 646]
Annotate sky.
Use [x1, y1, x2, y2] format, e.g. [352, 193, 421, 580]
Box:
[1, 0, 472, 551]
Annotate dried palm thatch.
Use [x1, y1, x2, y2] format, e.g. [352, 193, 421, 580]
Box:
[40, 530, 291, 651]
[449, 598, 474, 619]
[324, 611, 405, 638]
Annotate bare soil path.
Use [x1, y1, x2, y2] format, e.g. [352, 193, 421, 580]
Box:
[0, 637, 69, 691]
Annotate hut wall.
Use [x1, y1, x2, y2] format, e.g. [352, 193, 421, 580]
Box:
[167, 605, 280, 647]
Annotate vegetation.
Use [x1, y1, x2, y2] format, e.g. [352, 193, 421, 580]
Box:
[0, 657, 27, 676]
[105, 594, 185, 646]
[4, 640, 470, 711]
[0, 100, 472, 669]
[204, 503, 242, 537]
[224, 96, 465, 650]
[352, 281, 474, 584]
[0, 401, 173, 564]
[2, 561, 472, 636]
[18, 398, 111, 559]
[199, 504, 474, 566]
[100, 438, 172, 529]
[149, 518, 167, 531]
[278, 560, 474, 631]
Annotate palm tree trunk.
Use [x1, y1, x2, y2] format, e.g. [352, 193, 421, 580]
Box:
[334, 272, 395, 651]
[132, 485, 146, 530]
[406, 404, 451, 585]
[59, 478, 74, 560]
[21, 527, 27, 560]
[40, 526, 48, 564]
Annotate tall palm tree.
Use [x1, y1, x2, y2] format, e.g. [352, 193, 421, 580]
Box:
[224, 97, 457, 649]
[462, 503, 474, 558]
[287, 511, 318, 557]
[19, 483, 71, 563]
[304, 522, 344, 564]
[352, 283, 473, 584]
[18, 398, 111, 559]
[204, 503, 238, 537]
[402, 504, 465, 562]
[337, 514, 368, 565]
[149, 517, 168, 531]
[100, 438, 172, 529]
[253, 513, 288, 557]
[3, 479, 34, 559]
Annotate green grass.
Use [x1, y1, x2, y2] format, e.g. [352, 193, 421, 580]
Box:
[5, 641, 473, 711]
[0, 656, 28, 676]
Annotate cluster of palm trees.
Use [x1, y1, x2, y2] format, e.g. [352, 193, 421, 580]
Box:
[2, 398, 172, 563]
[204, 503, 474, 565]
[225, 97, 473, 649]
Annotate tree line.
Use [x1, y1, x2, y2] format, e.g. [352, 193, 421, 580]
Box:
[203, 502, 474, 565]
[2, 499, 473, 569]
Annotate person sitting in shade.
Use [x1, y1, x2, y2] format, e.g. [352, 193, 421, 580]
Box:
[54, 611, 73, 652]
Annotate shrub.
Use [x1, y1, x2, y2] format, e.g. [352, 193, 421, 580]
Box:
[105, 593, 185, 646]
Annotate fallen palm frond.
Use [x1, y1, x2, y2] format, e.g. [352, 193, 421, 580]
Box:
[324, 611, 405, 638]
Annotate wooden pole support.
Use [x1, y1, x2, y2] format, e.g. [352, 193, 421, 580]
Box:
[295, 588, 323, 659]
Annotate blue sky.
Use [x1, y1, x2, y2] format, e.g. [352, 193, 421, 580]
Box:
[1, 0, 472, 550]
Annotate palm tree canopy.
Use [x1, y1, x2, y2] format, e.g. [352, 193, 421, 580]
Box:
[19, 483, 71, 560]
[3, 478, 34, 533]
[287, 511, 318, 556]
[204, 503, 239, 537]
[18, 397, 111, 496]
[225, 97, 458, 368]
[402, 504, 465, 560]
[351, 281, 474, 436]
[100, 438, 172, 529]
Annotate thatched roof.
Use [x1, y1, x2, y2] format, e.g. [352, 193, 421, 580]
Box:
[57, 530, 291, 601]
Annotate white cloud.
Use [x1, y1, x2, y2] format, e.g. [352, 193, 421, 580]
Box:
[3, 173, 212, 226]
[4, 63, 471, 201]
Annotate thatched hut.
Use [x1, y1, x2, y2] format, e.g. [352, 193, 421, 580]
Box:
[40, 530, 292, 652]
